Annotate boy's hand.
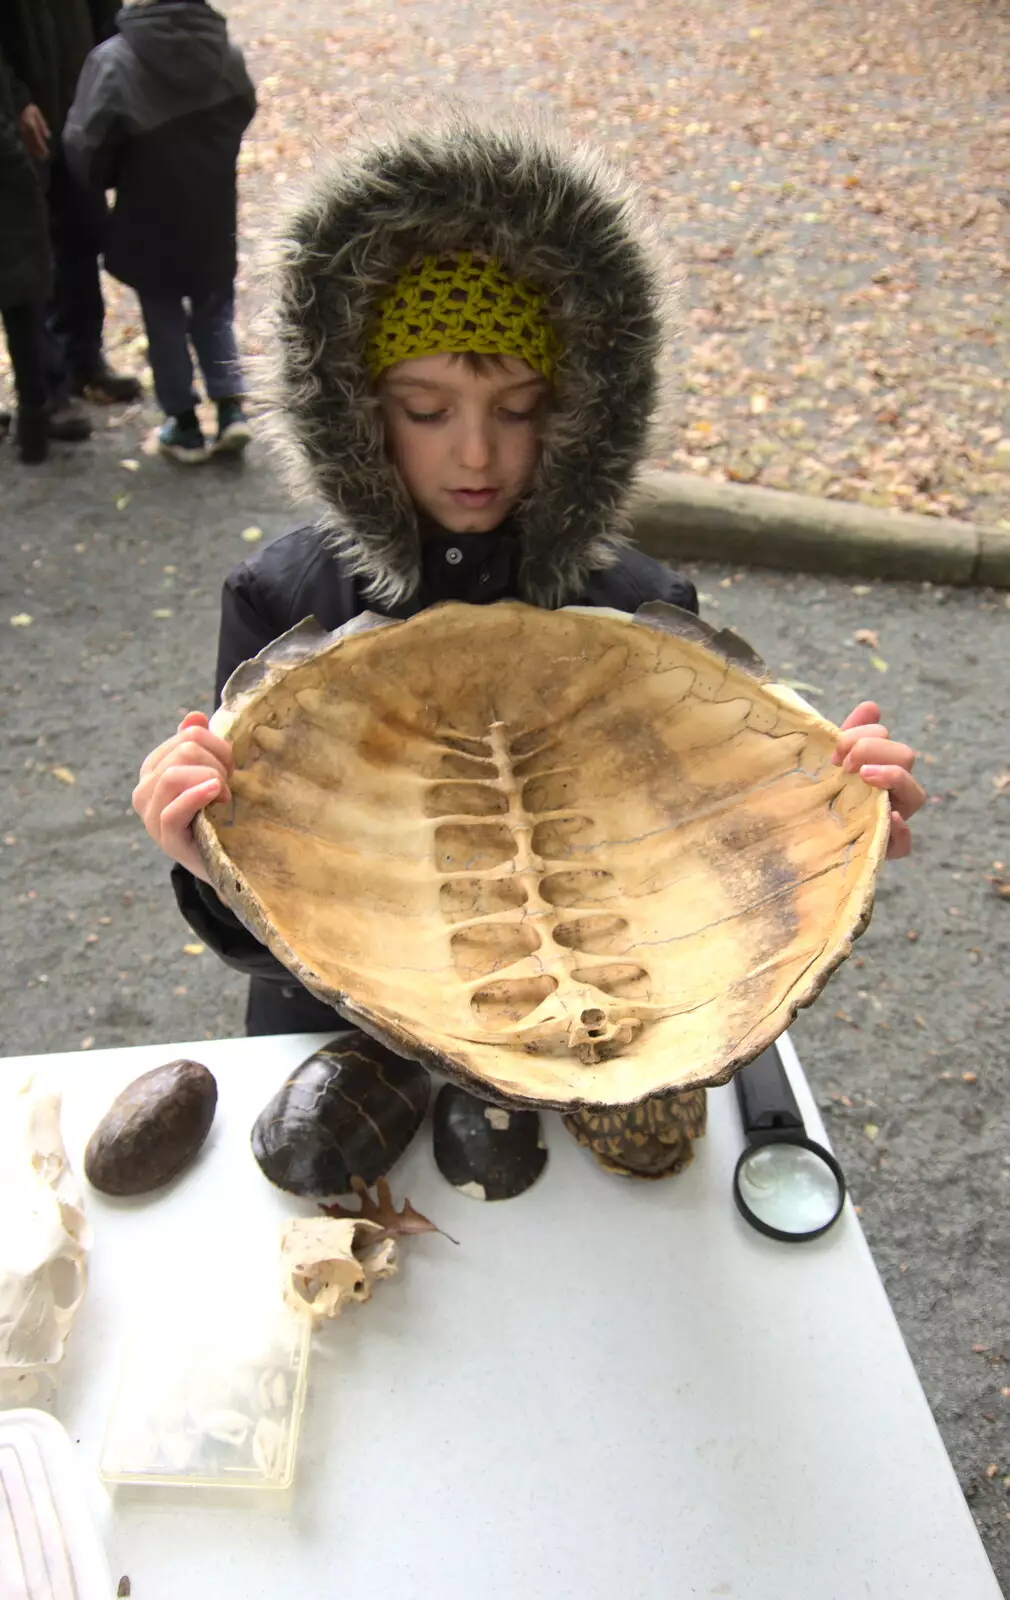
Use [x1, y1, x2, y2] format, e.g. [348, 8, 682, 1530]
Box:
[831, 701, 924, 860]
[132, 712, 233, 883]
[19, 103, 51, 161]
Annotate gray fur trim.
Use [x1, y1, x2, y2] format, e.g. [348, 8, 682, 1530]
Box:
[263, 108, 673, 607]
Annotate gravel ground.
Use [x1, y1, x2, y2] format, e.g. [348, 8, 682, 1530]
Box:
[2, 0, 1010, 1582]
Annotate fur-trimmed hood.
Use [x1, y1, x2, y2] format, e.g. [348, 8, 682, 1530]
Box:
[266, 111, 671, 608]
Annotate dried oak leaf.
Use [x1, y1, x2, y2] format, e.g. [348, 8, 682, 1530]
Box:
[322, 1176, 457, 1245]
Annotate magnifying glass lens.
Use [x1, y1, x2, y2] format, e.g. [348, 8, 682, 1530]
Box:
[736, 1142, 843, 1236]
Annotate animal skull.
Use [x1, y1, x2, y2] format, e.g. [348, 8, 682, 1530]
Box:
[279, 1217, 398, 1321]
[0, 1078, 91, 1399]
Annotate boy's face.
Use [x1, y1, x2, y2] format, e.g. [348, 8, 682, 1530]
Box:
[378, 353, 546, 535]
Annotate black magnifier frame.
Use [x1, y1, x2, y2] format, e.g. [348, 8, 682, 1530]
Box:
[732, 1044, 847, 1244]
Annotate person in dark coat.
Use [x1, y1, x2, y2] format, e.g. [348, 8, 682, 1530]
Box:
[64, 0, 256, 462]
[0, 0, 139, 421]
[0, 44, 53, 462]
[131, 112, 925, 1042]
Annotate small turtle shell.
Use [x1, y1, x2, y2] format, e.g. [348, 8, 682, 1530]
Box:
[565, 1087, 708, 1179]
[251, 1031, 430, 1197]
[84, 1059, 217, 1196]
[433, 1084, 548, 1201]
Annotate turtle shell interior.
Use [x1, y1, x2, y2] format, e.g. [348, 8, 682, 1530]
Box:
[195, 601, 888, 1109]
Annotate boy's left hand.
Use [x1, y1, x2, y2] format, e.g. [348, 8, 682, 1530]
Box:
[832, 701, 924, 860]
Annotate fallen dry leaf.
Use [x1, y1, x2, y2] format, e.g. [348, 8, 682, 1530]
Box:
[241, 525, 264, 543]
[854, 628, 880, 648]
[10, 614, 33, 627]
[869, 655, 889, 673]
[322, 1176, 457, 1244]
[182, 942, 205, 956]
[992, 774, 1010, 795]
[51, 766, 76, 785]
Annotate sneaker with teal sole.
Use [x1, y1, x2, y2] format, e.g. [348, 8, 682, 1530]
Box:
[159, 416, 208, 464]
[213, 399, 251, 456]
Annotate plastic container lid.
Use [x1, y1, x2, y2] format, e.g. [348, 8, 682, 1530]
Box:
[0, 1408, 112, 1600]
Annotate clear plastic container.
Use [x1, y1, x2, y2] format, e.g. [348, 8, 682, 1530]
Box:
[99, 1296, 312, 1494]
[0, 1408, 112, 1600]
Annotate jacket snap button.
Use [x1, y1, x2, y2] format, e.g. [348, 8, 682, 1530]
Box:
[446, 547, 463, 565]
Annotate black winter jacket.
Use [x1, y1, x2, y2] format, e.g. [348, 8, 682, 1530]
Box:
[0, 48, 51, 308]
[63, 2, 255, 297]
[171, 525, 699, 1036]
[0, 0, 117, 137]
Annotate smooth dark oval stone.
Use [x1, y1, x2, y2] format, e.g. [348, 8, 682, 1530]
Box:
[251, 1032, 430, 1197]
[433, 1084, 548, 1201]
[84, 1060, 218, 1195]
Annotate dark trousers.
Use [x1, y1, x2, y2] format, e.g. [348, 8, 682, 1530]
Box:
[245, 977, 350, 1037]
[138, 286, 243, 418]
[1, 303, 48, 410]
[45, 151, 107, 397]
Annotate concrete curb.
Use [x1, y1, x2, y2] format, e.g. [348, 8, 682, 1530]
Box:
[629, 470, 1010, 589]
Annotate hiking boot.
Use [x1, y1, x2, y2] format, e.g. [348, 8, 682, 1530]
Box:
[72, 359, 143, 404]
[213, 397, 251, 456]
[158, 414, 208, 463]
[15, 406, 49, 463]
[48, 399, 93, 441]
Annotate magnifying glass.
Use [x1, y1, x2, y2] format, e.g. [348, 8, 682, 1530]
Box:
[732, 1045, 846, 1243]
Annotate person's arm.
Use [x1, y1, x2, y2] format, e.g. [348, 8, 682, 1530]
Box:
[62, 45, 125, 192]
[0, 10, 33, 111]
[162, 569, 297, 981]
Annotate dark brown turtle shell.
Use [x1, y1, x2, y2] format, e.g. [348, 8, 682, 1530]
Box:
[251, 1031, 430, 1197]
[564, 1086, 708, 1179]
[432, 1083, 548, 1201]
[84, 1060, 218, 1196]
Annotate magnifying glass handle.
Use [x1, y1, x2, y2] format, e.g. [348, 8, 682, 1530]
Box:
[734, 1044, 805, 1137]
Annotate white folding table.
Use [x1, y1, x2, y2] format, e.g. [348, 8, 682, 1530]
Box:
[2, 1032, 1001, 1599]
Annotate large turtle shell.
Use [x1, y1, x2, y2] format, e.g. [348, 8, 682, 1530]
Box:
[194, 601, 888, 1110]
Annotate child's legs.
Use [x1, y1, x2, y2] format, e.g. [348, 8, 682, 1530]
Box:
[187, 287, 243, 401]
[138, 293, 198, 416]
[1, 304, 48, 410]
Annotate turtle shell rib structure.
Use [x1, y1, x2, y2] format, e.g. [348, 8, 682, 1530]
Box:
[194, 600, 889, 1109]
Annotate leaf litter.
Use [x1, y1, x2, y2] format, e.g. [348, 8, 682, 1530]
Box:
[7, 0, 1004, 532]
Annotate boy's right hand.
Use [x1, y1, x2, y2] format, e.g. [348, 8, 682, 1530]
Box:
[132, 712, 233, 883]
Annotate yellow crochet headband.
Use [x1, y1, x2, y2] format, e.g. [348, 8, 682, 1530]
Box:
[366, 252, 562, 382]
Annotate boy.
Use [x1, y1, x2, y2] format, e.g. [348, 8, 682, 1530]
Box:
[134, 114, 923, 1042]
[63, 0, 256, 461]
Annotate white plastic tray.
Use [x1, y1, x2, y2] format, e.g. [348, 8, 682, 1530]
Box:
[0, 1408, 112, 1600]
